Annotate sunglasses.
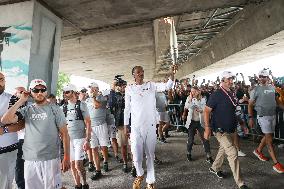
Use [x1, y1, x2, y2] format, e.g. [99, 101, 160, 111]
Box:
[31, 88, 47, 93]
[64, 91, 71, 94]
[259, 75, 268, 78]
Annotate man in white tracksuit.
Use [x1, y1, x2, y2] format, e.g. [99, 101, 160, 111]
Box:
[124, 65, 175, 189]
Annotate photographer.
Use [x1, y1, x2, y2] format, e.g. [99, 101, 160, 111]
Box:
[109, 75, 129, 173]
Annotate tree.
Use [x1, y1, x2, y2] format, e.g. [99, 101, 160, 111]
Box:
[56, 72, 70, 97]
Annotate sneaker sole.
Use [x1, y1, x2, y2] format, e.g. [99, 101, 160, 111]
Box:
[209, 168, 223, 179]
[253, 151, 268, 162]
[273, 167, 284, 174]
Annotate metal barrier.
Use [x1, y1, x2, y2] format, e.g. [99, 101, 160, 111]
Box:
[167, 103, 284, 141]
[168, 104, 186, 128]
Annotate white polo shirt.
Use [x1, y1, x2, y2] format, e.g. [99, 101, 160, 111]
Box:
[124, 79, 173, 127]
[0, 92, 18, 148]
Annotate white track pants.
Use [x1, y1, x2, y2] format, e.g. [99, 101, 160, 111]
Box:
[130, 124, 156, 184]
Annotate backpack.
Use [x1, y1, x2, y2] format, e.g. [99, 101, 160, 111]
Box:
[62, 100, 84, 120]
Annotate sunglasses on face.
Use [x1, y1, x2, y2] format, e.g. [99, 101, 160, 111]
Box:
[64, 91, 71, 94]
[259, 75, 268, 78]
[31, 88, 47, 93]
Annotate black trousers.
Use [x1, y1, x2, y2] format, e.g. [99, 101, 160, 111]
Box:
[187, 120, 211, 155]
[15, 139, 25, 189]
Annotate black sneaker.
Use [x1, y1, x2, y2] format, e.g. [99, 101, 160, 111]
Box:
[209, 167, 224, 178]
[82, 184, 89, 189]
[130, 166, 137, 178]
[122, 163, 128, 173]
[187, 154, 193, 161]
[88, 162, 95, 172]
[91, 171, 102, 180]
[240, 185, 250, 189]
[159, 137, 167, 143]
[75, 185, 82, 189]
[115, 155, 123, 163]
[206, 157, 214, 164]
[154, 158, 162, 165]
[103, 162, 109, 172]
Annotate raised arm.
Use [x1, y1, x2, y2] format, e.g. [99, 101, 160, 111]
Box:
[1, 91, 29, 124]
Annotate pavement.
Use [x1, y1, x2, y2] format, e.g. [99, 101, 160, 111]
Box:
[62, 132, 284, 189]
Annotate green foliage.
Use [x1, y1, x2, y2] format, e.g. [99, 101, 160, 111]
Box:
[56, 72, 70, 97]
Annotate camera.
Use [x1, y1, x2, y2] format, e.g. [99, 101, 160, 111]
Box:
[114, 75, 127, 86]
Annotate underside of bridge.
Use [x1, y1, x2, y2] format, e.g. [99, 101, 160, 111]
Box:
[1, 0, 283, 84]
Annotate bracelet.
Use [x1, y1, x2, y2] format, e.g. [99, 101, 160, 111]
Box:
[248, 115, 253, 119]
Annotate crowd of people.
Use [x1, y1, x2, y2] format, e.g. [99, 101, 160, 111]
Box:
[0, 66, 284, 189]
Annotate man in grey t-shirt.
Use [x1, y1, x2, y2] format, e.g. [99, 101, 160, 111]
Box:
[249, 69, 284, 174]
[2, 79, 70, 189]
[86, 82, 110, 180]
[62, 84, 91, 189]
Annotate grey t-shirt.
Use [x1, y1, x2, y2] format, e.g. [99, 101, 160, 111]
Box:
[86, 95, 107, 126]
[66, 101, 89, 140]
[18, 103, 66, 161]
[250, 85, 277, 116]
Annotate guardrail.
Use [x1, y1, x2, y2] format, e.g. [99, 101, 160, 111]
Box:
[167, 103, 284, 141]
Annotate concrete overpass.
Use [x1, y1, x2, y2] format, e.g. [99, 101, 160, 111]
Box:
[0, 0, 284, 90]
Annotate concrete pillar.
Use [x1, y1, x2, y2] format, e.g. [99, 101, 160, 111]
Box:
[0, 0, 62, 94]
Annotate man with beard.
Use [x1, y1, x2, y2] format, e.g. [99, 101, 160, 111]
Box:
[204, 71, 248, 189]
[249, 69, 284, 173]
[124, 65, 175, 189]
[0, 72, 25, 189]
[1, 79, 70, 189]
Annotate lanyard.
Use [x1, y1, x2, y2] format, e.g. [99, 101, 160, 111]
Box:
[220, 86, 237, 107]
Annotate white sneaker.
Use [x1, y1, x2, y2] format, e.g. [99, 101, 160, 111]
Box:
[278, 144, 284, 148]
[238, 150, 246, 157]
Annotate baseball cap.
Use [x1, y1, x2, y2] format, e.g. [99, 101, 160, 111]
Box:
[89, 82, 99, 88]
[221, 71, 235, 79]
[63, 83, 77, 92]
[258, 69, 269, 77]
[29, 79, 47, 89]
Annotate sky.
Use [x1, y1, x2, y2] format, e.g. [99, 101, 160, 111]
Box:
[196, 53, 284, 84]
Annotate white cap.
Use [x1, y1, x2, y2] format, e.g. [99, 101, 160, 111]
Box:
[63, 83, 77, 92]
[89, 82, 99, 88]
[221, 71, 235, 79]
[258, 69, 269, 77]
[29, 79, 47, 89]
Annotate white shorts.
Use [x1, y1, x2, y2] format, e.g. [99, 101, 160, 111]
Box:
[159, 111, 169, 123]
[91, 123, 110, 148]
[108, 124, 117, 139]
[0, 150, 17, 189]
[257, 115, 276, 134]
[24, 158, 62, 189]
[70, 138, 86, 161]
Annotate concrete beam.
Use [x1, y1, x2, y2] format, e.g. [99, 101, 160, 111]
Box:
[176, 0, 284, 78]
